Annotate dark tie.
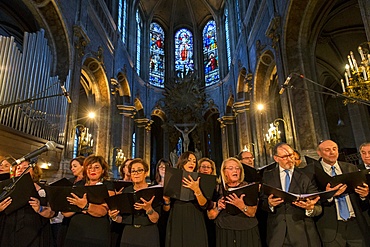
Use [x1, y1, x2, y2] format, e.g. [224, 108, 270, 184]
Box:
[331, 166, 350, 220]
[284, 169, 290, 192]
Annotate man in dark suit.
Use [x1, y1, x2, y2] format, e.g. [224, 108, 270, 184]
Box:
[315, 140, 369, 247]
[262, 142, 322, 247]
[359, 142, 370, 170]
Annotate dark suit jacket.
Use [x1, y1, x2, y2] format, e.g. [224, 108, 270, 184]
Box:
[262, 165, 321, 247]
[312, 161, 370, 244]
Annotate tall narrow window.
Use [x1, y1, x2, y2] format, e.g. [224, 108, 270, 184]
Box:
[236, 0, 242, 34]
[118, 0, 127, 43]
[225, 7, 231, 69]
[149, 22, 165, 87]
[136, 10, 141, 75]
[174, 29, 194, 76]
[203, 20, 219, 86]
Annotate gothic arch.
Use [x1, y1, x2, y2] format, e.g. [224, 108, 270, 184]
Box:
[80, 57, 111, 157]
[236, 67, 251, 100]
[117, 72, 131, 103]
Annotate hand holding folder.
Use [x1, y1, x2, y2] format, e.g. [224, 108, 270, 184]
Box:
[314, 167, 369, 192]
[45, 184, 109, 212]
[105, 185, 163, 214]
[224, 182, 259, 215]
[163, 167, 217, 201]
[262, 184, 338, 203]
[0, 173, 38, 215]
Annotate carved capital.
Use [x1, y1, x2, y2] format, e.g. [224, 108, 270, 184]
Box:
[73, 25, 90, 57]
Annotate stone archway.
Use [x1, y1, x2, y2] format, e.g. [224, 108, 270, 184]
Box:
[80, 57, 111, 157]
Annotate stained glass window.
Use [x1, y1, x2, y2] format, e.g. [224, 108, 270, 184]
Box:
[203, 20, 219, 86]
[149, 22, 165, 87]
[225, 7, 231, 69]
[118, 0, 127, 43]
[136, 10, 141, 75]
[174, 29, 194, 76]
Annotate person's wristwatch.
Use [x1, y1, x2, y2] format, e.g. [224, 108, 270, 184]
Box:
[242, 206, 248, 213]
[82, 202, 90, 211]
[146, 209, 154, 215]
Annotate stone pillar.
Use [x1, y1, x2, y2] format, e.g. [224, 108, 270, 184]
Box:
[218, 116, 237, 160]
[358, 0, 370, 40]
[117, 105, 136, 159]
[134, 118, 153, 165]
[233, 100, 253, 153]
[348, 104, 370, 147]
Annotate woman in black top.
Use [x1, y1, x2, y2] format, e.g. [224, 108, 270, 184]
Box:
[109, 158, 160, 247]
[208, 157, 261, 247]
[164, 151, 209, 247]
[63, 155, 114, 247]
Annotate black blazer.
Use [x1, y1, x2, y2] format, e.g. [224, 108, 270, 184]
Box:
[262, 165, 321, 247]
[313, 161, 370, 244]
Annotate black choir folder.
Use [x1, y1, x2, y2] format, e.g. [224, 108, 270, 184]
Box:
[0, 173, 38, 215]
[105, 185, 163, 214]
[111, 180, 133, 192]
[243, 163, 276, 182]
[163, 167, 217, 201]
[48, 178, 73, 186]
[314, 166, 369, 192]
[0, 173, 10, 181]
[225, 182, 259, 215]
[45, 184, 109, 212]
[262, 184, 338, 203]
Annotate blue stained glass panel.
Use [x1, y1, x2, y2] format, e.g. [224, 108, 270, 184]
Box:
[203, 20, 219, 86]
[174, 29, 194, 75]
[149, 22, 165, 87]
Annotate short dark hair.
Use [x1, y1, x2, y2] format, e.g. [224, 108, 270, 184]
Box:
[128, 158, 149, 173]
[83, 155, 109, 181]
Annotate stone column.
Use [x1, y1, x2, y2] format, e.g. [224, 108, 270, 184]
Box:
[117, 105, 136, 159]
[358, 0, 370, 40]
[218, 116, 237, 160]
[134, 118, 153, 166]
[233, 100, 253, 153]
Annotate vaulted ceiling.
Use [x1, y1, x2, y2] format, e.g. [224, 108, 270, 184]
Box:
[138, 0, 224, 29]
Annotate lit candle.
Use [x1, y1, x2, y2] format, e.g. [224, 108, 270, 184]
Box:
[341, 79, 345, 92]
[358, 46, 365, 61]
[344, 72, 349, 86]
[345, 64, 351, 77]
[350, 51, 359, 72]
[348, 55, 354, 70]
[363, 67, 368, 80]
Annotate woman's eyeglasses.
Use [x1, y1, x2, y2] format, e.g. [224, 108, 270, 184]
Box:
[131, 169, 145, 175]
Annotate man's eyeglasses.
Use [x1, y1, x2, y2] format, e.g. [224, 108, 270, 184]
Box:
[275, 153, 295, 160]
[242, 157, 254, 160]
[131, 169, 145, 175]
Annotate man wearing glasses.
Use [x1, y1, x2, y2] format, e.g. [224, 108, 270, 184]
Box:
[315, 140, 369, 247]
[262, 142, 322, 247]
[237, 151, 255, 168]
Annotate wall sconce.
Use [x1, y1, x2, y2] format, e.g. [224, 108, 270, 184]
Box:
[115, 148, 126, 167]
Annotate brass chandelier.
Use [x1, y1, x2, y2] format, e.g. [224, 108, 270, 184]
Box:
[341, 42, 370, 105]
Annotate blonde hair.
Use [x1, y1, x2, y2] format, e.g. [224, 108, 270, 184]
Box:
[197, 157, 217, 176]
[220, 157, 245, 184]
